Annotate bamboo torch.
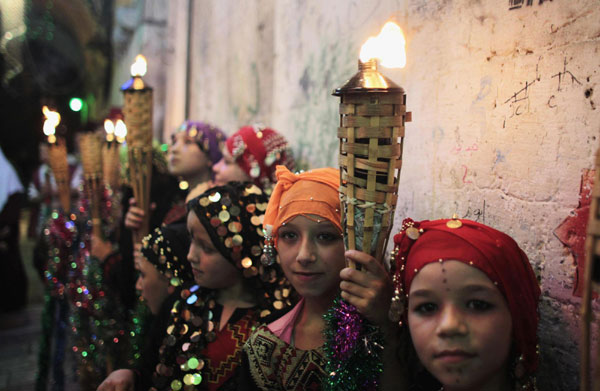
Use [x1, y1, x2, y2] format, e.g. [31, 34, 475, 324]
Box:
[582, 147, 600, 391]
[333, 22, 411, 266]
[79, 133, 104, 238]
[43, 106, 71, 213]
[121, 55, 153, 243]
[102, 119, 121, 190]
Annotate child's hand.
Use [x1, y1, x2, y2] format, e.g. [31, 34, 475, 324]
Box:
[339, 250, 393, 327]
[91, 234, 114, 261]
[124, 198, 156, 230]
[97, 368, 135, 391]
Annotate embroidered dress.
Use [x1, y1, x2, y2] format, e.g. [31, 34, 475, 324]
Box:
[150, 284, 257, 391]
[241, 300, 327, 391]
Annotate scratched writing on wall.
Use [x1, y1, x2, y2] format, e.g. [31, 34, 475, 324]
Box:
[509, 0, 553, 10]
[502, 57, 583, 128]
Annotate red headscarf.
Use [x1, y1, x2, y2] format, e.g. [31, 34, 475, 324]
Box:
[225, 125, 295, 189]
[393, 218, 541, 376]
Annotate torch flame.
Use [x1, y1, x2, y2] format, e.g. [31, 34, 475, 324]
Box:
[104, 119, 115, 135]
[114, 119, 127, 143]
[104, 119, 115, 142]
[359, 22, 406, 68]
[42, 105, 61, 138]
[130, 54, 147, 77]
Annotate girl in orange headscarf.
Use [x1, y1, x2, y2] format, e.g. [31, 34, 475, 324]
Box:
[237, 166, 393, 390]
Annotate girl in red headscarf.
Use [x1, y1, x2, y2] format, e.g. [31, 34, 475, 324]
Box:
[213, 125, 295, 191]
[391, 217, 541, 391]
[237, 166, 394, 390]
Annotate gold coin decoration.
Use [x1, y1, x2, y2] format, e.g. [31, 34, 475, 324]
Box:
[446, 215, 463, 229]
[208, 192, 221, 202]
[199, 197, 210, 207]
[218, 210, 230, 222]
[250, 216, 261, 226]
[406, 226, 420, 240]
[241, 257, 253, 268]
[228, 221, 242, 233]
[251, 245, 262, 256]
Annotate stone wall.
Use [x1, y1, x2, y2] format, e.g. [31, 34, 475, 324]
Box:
[110, 1, 600, 388]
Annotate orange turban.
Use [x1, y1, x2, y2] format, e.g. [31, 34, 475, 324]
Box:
[263, 166, 341, 244]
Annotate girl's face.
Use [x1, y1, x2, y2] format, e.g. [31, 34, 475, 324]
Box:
[135, 256, 170, 315]
[168, 132, 210, 179]
[408, 260, 512, 391]
[276, 215, 345, 303]
[186, 211, 241, 289]
[212, 147, 251, 186]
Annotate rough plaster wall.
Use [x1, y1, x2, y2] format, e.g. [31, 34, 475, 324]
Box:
[109, 0, 170, 140]
[392, 2, 599, 389]
[154, 0, 600, 388]
[187, 0, 276, 134]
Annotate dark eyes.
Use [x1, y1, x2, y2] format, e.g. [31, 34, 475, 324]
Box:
[278, 231, 340, 243]
[316, 232, 340, 242]
[411, 300, 494, 315]
[466, 299, 493, 311]
[413, 302, 437, 314]
[279, 231, 297, 241]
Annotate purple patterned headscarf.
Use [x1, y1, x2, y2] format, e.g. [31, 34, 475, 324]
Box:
[174, 121, 227, 168]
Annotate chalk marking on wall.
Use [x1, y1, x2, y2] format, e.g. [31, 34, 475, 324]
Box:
[462, 164, 473, 184]
[451, 143, 479, 156]
[453, 199, 487, 223]
[551, 57, 582, 92]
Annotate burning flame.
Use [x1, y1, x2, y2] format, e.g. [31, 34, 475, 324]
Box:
[104, 119, 115, 142]
[130, 55, 147, 77]
[42, 105, 61, 143]
[359, 22, 406, 68]
[114, 119, 127, 143]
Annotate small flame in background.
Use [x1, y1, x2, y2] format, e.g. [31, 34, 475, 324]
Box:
[130, 54, 147, 77]
[42, 105, 61, 143]
[359, 22, 406, 68]
[104, 119, 115, 142]
[114, 119, 127, 143]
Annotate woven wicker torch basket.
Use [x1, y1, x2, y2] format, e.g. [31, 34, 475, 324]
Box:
[122, 57, 153, 244]
[333, 59, 411, 267]
[79, 133, 104, 237]
[48, 140, 71, 213]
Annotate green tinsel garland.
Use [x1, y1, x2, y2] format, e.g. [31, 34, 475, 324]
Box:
[323, 296, 385, 391]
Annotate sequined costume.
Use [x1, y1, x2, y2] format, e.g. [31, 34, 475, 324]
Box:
[239, 300, 327, 391]
[150, 182, 296, 391]
[129, 223, 193, 390]
[151, 285, 257, 391]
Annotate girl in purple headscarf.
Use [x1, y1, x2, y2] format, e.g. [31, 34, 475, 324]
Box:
[125, 121, 226, 230]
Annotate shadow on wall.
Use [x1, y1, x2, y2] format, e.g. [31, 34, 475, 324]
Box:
[537, 296, 581, 391]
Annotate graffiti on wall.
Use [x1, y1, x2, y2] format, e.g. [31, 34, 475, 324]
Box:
[509, 0, 553, 10]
